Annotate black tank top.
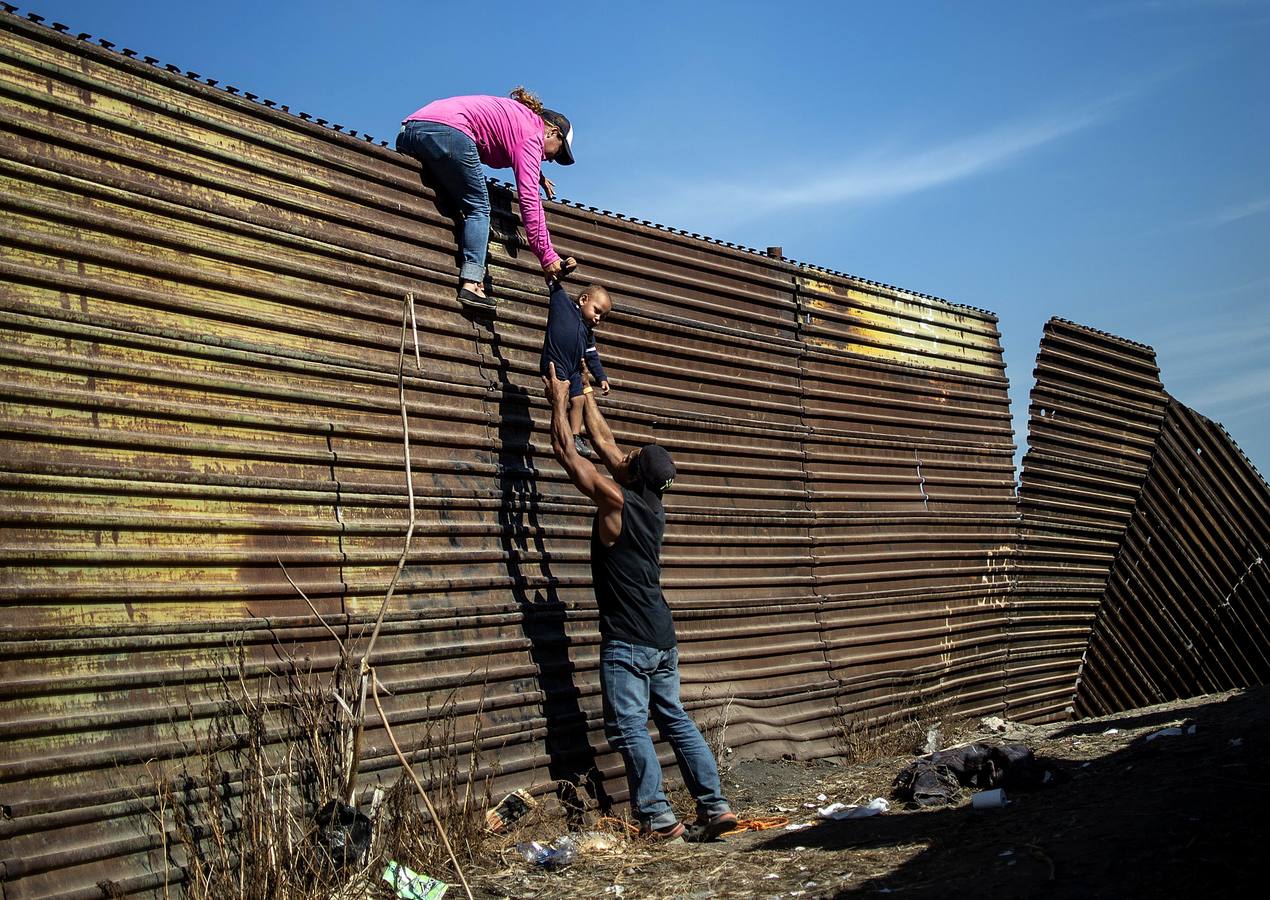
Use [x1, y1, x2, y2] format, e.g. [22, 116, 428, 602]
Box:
[591, 487, 676, 649]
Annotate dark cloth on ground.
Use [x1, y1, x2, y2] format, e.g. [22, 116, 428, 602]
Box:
[892, 742, 1062, 807]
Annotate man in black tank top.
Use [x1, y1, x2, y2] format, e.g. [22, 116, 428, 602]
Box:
[543, 364, 736, 842]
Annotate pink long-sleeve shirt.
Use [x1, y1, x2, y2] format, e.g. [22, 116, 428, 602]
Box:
[405, 95, 561, 269]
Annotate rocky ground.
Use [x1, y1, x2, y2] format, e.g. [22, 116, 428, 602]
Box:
[457, 685, 1267, 899]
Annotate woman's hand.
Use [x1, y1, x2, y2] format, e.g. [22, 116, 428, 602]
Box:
[540, 172, 556, 200]
[543, 256, 578, 281]
[600, 380, 611, 395]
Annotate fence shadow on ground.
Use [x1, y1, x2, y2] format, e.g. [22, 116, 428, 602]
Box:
[756, 688, 1269, 898]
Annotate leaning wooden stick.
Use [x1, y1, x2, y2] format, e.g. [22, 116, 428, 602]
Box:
[372, 672, 474, 900]
[344, 294, 421, 804]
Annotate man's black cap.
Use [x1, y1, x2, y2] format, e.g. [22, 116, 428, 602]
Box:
[634, 444, 676, 495]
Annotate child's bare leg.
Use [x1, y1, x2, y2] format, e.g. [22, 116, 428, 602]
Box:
[569, 395, 585, 437]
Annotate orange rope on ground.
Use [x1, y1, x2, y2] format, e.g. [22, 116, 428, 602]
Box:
[731, 815, 791, 833]
[595, 814, 792, 837]
[596, 815, 642, 836]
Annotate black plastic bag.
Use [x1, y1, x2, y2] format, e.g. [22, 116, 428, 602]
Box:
[314, 799, 372, 870]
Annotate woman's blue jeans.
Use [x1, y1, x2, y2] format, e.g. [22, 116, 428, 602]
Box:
[396, 120, 490, 284]
[600, 640, 731, 829]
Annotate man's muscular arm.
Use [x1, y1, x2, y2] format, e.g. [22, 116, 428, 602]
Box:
[581, 388, 633, 482]
[543, 363, 624, 545]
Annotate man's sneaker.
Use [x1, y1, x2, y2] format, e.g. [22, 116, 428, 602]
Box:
[640, 820, 686, 842]
[573, 434, 594, 458]
[686, 810, 738, 843]
[457, 287, 495, 313]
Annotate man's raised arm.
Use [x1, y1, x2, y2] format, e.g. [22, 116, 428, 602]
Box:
[581, 390, 630, 479]
[543, 364, 624, 543]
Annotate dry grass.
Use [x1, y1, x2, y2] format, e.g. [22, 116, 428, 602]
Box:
[138, 641, 505, 899]
[836, 692, 975, 765]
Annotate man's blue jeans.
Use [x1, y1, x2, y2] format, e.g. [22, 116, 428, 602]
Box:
[396, 120, 490, 284]
[600, 640, 731, 829]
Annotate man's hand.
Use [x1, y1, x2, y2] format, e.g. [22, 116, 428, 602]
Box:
[600, 380, 611, 395]
[542, 361, 572, 408]
[540, 172, 556, 200]
[543, 361, 625, 543]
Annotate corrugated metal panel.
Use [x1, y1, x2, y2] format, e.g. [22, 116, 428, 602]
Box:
[797, 274, 1017, 724]
[1008, 318, 1168, 721]
[1075, 401, 1270, 714]
[0, 11, 1022, 897]
[7, 8, 1264, 896]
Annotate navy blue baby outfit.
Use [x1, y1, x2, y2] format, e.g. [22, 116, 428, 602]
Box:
[540, 284, 608, 397]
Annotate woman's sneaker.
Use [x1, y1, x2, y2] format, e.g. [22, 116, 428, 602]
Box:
[457, 287, 496, 313]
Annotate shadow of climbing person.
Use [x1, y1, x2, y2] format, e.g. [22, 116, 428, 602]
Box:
[481, 286, 609, 824]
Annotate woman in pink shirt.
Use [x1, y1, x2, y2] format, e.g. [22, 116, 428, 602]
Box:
[397, 88, 577, 313]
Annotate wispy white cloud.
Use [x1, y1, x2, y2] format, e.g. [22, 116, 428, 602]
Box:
[649, 89, 1135, 228]
[1148, 288, 1270, 418]
[1189, 196, 1270, 228]
[1173, 367, 1270, 414]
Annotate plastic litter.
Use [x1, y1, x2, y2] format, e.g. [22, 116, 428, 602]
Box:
[981, 716, 1008, 733]
[382, 861, 449, 900]
[971, 788, 1007, 809]
[1145, 727, 1184, 742]
[785, 821, 815, 831]
[1102, 728, 1120, 735]
[314, 799, 371, 870]
[515, 835, 579, 870]
[486, 788, 537, 833]
[923, 725, 943, 753]
[573, 830, 618, 852]
[817, 797, 889, 820]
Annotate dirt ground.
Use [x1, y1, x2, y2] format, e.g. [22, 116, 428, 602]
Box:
[460, 686, 1268, 899]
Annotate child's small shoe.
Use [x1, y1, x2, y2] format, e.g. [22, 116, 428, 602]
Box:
[573, 435, 593, 459]
[457, 287, 496, 313]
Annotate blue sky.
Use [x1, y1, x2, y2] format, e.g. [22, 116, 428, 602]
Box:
[19, 0, 1270, 474]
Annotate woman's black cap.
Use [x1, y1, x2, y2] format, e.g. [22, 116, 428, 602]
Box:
[541, 108, 575, 165]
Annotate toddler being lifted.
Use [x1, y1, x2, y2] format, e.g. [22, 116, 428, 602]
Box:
[540, 283, 612, 457]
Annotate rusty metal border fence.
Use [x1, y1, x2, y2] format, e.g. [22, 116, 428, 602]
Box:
[3, 8, 1268, 898]
[1008, 319, 1168, 720]
[1074, 400, 1270, 715]
[0, 10, 1023, 897]
[1012, 318, 1270, 722]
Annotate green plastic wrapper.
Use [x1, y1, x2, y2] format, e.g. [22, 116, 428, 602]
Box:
[382, 860, 449, 900]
